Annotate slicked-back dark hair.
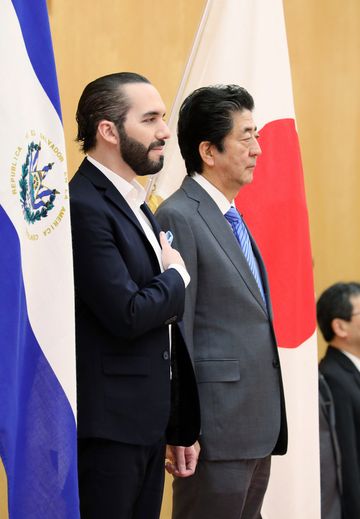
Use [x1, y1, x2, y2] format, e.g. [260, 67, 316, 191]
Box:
[316, 282, 360, 342]
[177, 84, 255, 175]
[76, 72, 150, 153]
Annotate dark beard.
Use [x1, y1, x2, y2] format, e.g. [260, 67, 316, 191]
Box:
[118, 126, 165, 176]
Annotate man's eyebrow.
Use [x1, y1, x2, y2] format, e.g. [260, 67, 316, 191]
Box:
[142, 110, 165, 118]
[242, 125, 258, 132]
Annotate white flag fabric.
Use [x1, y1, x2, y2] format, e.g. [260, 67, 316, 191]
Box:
[0, 0, 79, 517]
[151, 1, 320, 517]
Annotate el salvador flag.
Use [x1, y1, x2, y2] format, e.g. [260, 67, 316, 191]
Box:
[0, 1, 79, 517]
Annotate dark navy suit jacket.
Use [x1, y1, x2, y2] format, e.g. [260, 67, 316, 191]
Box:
[69, 158, 200, 447]
[320, 346, 360, 519]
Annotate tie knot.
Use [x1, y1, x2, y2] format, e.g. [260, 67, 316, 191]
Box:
[224, 206, 242, 225]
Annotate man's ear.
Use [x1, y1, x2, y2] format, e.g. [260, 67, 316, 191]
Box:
[199, 141, 215, 167]
[97, 120, 118, 145]
[331, 317, 348, 339]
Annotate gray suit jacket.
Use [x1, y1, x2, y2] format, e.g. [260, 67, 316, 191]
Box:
[156, 176, 287, 460]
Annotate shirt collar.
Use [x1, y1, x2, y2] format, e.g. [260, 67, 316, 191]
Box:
[87, 155, 146, 207]
[193, 172, 234, 214]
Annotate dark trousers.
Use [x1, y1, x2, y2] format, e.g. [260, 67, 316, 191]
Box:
[78, 437, 166, 519]
[172, 456, 271, 519]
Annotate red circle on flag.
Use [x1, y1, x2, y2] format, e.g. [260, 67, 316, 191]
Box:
[236, 119, 316, 348]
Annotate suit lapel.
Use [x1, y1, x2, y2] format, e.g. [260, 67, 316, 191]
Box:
[76, 159, 163, 273]
[140, 202, 162, 245]
[328, 347, 360, 390]
[353, 369, 360, 391]
[342, 355, 360, 391]
[78, 158, 147, 238]
[182, 177, 268, 315]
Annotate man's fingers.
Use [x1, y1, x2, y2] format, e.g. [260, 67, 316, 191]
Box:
[159, 231, 170, 249]
[175, 446, 186, 474]
[166, 445, 199, 478]
[165, 461, 177, 476]
[185, 456, 196, 474]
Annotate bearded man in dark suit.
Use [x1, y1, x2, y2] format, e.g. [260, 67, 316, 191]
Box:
[70, 72, 200, 519]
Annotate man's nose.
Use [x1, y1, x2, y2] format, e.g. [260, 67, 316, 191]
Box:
[156, 119, 171, 140]
[250, 138, 262, 157]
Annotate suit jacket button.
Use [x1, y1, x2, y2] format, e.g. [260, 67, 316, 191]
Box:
[163, 351, 170, 360]
[272, 359, 280, 369]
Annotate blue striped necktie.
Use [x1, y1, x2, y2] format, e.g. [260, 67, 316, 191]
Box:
[224, 206, 266, 302]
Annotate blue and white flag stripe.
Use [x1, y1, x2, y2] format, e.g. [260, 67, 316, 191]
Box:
[11, 0, 62, 119]
[0, 0, 79, 517]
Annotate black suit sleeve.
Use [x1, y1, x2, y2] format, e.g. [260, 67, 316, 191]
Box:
[326, 374, 360, 519]
[70, 195, 185, 340]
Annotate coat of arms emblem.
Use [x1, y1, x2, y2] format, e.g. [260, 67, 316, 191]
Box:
[19, 141, 59, 224]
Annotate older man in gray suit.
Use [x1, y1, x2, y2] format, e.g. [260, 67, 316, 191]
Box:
[156, 85, 287, 519]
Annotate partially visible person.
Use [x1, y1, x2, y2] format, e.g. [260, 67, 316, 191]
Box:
[70, 72, 200, 519]
[318, 372, 342, 519]
[156, 84, 287, 519]
[318, 282, 360, 519]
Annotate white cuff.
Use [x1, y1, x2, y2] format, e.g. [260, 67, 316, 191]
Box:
[168, 264, 190, 288]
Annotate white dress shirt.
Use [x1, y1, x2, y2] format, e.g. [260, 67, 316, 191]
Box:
[193, 172, 232, 214]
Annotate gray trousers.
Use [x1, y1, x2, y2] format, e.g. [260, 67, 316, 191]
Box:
[172, 456, 271, 519]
